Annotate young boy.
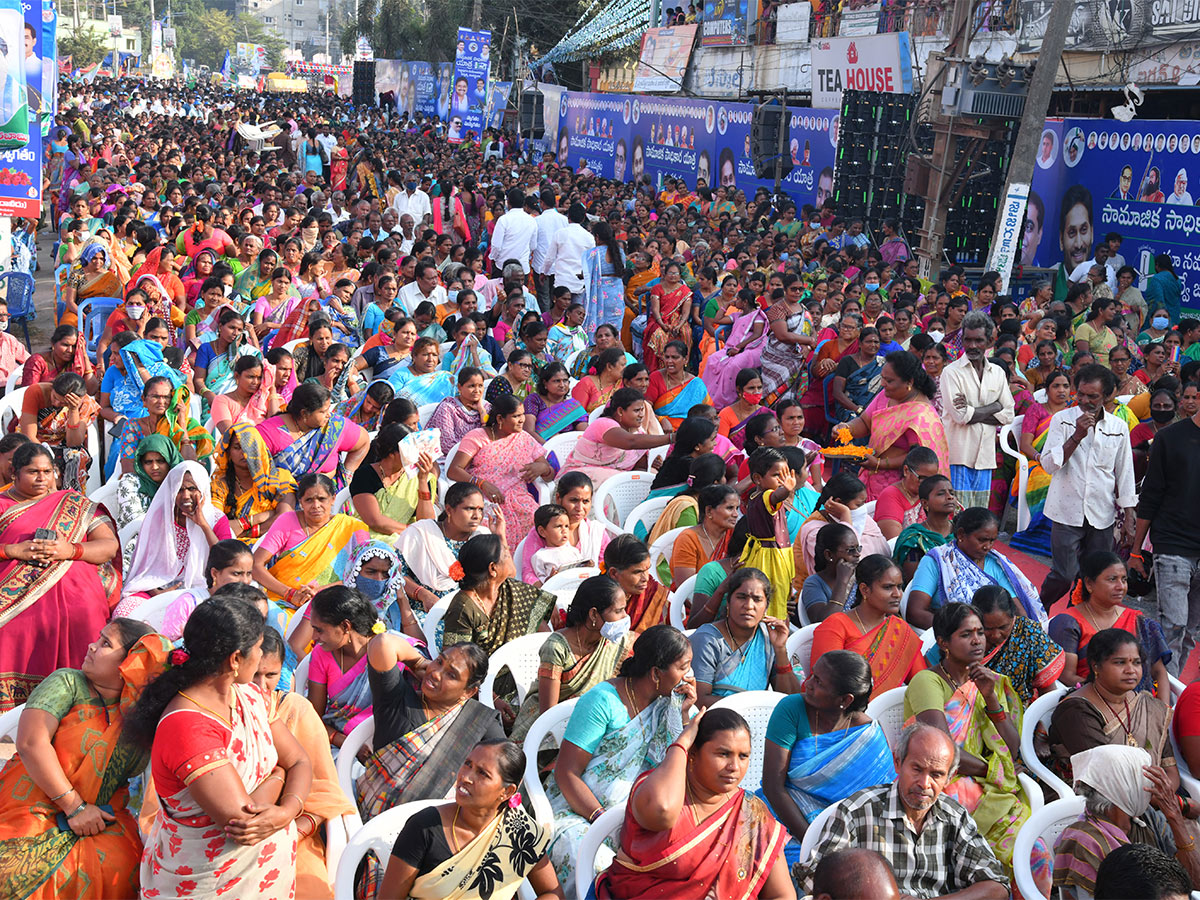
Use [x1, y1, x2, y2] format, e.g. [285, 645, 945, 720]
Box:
[529, 503, 588, 586]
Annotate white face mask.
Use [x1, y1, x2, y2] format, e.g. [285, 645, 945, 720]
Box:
[849, 505, 869, 535]
[126, 305, 145, 320]
[0, 319, 9, 333]
[928, 330, 945, 344]
[599, 615, 632, 643]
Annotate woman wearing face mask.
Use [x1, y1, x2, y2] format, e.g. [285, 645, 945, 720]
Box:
[96, 287, 154, 362]
[1131, 388, 1178, 477]
[510, 575, 637, 742]
[1138, 306, 1172, 347]
[792, 472, 890, 585]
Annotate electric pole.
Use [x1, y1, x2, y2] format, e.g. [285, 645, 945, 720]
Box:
[984, 0, 1073, 290]
[472, 0, 481, 31]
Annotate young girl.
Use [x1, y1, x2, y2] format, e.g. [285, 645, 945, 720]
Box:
[529, 503, 588, 586]
[738, 447, 797, 619]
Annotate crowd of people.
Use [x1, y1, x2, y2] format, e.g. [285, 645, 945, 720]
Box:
[2, 73, 1200, 900]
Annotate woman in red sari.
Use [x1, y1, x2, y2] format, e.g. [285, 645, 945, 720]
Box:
[800, 313, 861, 441]
[643, 261, 693, 373]
[595, 707, 792, 900]
[0, 443, 122, 710]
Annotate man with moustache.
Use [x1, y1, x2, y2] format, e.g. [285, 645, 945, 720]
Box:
[799, 724, 1008, 900]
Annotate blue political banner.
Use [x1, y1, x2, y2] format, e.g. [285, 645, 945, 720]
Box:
[717, 104, 840, 207]
[435, 61, 453, 121]
[558, 92, 631, 180]
[631, 96, 716, 188]
[449, 27, 490, 139]
[42, 0, 56, 124]
[1029, 118, 1200, 310]
[485, 80, 512, 129]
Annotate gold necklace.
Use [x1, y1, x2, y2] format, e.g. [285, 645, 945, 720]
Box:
[449, 805, 462, 853]
[1079, 600, 1119, 633]
[938, 663, 962, 691]
[178, 689, 233, 726]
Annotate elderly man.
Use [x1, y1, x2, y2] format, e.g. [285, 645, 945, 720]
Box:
[397, 259, 447, 317]
[812, 849, 900, 900]
[799, 723, 1008, 900]
[391, 171, 432, 225]
[939, 311, 1015, 509]
[1167, 168, 1194, 205]
[1039, 363, 1136, 608]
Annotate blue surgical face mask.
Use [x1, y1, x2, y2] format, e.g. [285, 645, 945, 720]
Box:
[779, 252, 789, 262]
[405, 181, 417, 192]
[355, 575, 389, 604]
[864, 282, 880, 292]
[1153, 316, 1170, 329]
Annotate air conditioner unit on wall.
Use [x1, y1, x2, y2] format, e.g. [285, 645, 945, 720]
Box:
[942, 58, 1030, 119]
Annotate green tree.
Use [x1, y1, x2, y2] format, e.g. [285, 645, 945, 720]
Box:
[59, 27, 109, 68]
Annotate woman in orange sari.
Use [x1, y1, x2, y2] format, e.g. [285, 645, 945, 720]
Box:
[0, 622, 169, 899]
[129, 243, 186, 309]
[595, 707, 791, 900]
[810, 554, 926, 699]
[643, 261, 693, 373]
[623, 250, 659, 350]
[800, 312, 861, 441]
[832, 350, 949, 500]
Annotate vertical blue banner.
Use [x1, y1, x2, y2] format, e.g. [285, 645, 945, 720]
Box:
[449, 27, 490, 139]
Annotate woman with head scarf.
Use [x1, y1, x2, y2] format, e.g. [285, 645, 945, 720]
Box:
[61, 240, 124, 328]
[210, 421, 297, 542]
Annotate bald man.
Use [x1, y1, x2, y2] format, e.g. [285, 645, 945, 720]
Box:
[812, 849, 900, 900]
[797, 723, 1009, 900]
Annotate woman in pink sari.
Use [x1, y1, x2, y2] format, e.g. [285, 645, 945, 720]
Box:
[832, 350, 949, 500]
[0, 444, 122, 711]
[703, 289, 769, 408]
[446, 394, 556, 552]
[211, 355, 280, 435]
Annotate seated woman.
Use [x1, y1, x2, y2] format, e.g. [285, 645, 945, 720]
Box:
[290, 317, 336, 384]
[669, 483, 741, 591]
[792, 472, 890, 587]
[159, 541, 273, 641]
[892, 474, 955, 583]
[252, 472, 368, 611]
[686, 519, 753, 628]
[309, 343, 363, 407]
[427, 366, 487, 457]
[519, 471, 611, 584]
[715, 369, 771, 453]
[441, 316, 498, 378]
[799, 522, 860, 624]
[812, 554, 926, 699]
[116, 461, 233, 615]
[621, 363, 668, 436]
[486, 347, 536, 405]
[595, 708, 792, 900]
[604, 534, 668, 634]
[443, 531, 556, 720]
[871, 446, 943, 541]
[0, 620, 167, 899]
[904, 602, 1041, 889]
[524, 360, 589, 443]
[971, 585, 1065, 706]
[211, 354, 280, 434]
[116, 376, 209, 474]
[646, 418, 719, 505]
[211, 421, 296, 543]
[387, 336, 458, 406]
[572, 347, 627, 414]
[18, 372, 99, 493]
[250, 266, 304, 348]
[348, 424, 438, 540]
[354, 313, 419, 381]
[1048, 628, 1179, 806]
[124, 595, 313, 900]
[905, 507, 1043, 631]
[510, 575, 636, 742]
[257, 382, 370, 483]
[761, 650, 896, 867]
[115, 434, 178, 545]
[21, 324, 96, 393]
[337, 379, 394, 431]
[380, 739, 563, 899]
[1049, 551, 1171, 700]
[646, 340, 712, 429]
[356, 637, 505, 820]
[191, 307, 258, 411]
[563, 388, 672, 484]
[544, 625, 694, 896]
[1053, 744, 1200, 900]
[689, 567, 801, 707]
[448, 394, 555, 552]
[828, 325, 884, 426]
[644, 454, 728, 582]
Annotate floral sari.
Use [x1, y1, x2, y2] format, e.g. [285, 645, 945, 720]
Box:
[30, 387, 100, 492]
[984, 616, 1066, 705]
[411, 807, 549, 900]
[460, 428, 546, 551]
[927, 542, 1045, 624]
[544, 693, 685, 894]
[265, 513, 368, 607]
[0, 489, 121, 710]
[644, 282, 693, 371]
[141, 684, 296, 899]
[0, 636, 170, 899]
[211, 421, 296, 524]
[583, 246, 627, 336]
[597, 778, 785, 900]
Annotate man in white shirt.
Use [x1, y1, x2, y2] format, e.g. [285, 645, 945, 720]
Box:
[939, 312, 1015, 510]
[392, 172, 432, 226]
[1039, 363, 1137, 607]
[533, 189, 568, 306]
[393, 214, 416, 255]
[1067, 242, 1118, 293]
[329, 192, 351, 225]
[488, 188, 539, 276]
[544, 203, 596, 300]
[398, 259, 447, 316]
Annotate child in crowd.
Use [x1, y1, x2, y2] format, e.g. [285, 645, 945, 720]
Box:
[529, 503, 588, 586]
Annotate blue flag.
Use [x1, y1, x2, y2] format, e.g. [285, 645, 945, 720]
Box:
[220, 50, 232, 82]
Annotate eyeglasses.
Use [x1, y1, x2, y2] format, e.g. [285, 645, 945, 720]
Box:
[145, 393, 172, 402]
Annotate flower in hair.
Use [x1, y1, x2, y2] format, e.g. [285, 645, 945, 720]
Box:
[449, 560, 465, 582]
[371, 621, 386, 635]
[686, 475, 695, 486]
[169, 648, 190, 667]
[507, 791, 523, 809]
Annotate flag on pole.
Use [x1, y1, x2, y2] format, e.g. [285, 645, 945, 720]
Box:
[220, 50, 232, 82]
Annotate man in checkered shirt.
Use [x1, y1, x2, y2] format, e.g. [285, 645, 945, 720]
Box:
[797, 723, 1009, 900]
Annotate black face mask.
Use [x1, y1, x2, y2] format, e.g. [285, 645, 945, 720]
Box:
[1151, 407, 1177, 424]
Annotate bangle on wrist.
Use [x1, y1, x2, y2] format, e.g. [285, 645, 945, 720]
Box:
[49, 786, 77, 803]
[71, 543, 84, 561]
[282, 792, 305, 816]
[1129, 552, 1144, 561]
[65, 801, 87, 819]
[588, 806, 605, 823]
[775, 663, 793, 675]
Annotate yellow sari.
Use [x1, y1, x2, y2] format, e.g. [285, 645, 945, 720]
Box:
[266, 513, 368, 607]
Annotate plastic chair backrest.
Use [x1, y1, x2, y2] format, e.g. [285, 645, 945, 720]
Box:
[0, 702, 24, 741]
[647, 525, 689, 576]
[522, 697, 579, 828]
[865, 686, 908, 750]
[335, 717, 375, 803]
[421, 596, 453, 651]
[785, 623, 819, 676]
[479, 632, 552, 710]
[710, 691, 785, 791]
[622, 494, 672, 536]
[512, 534, 529, 579]
[417, 401, 439, 427]
[333, 485, 353, 516]
[291, 654, 311, 697]
[285, 600, 311, 642]
[4, 363, 22, 395]
[797, 802, 840, 863]
[333, 800, 433, 899]
[544, 566, 603, 615]
[88, 476, 119, 511]
[1013, 796, 1085, 900]
[543, 431, 582, 466]
[1020, 686, 1073, 800]
[0, 272, 34, 316]
[0, 385, 26, 433]
[592, 471, 653, 528]
[134, 587, 190, 631]
[668, 573, 699, 629]
[576, 802, 626, 900]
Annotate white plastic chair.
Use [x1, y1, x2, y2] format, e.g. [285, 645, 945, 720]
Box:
[324, 812, 361, 885]
[291, 654, 311, 697]
[0, 702, 24, 741]
[668, 573, 698, 629]
[512, 534, 529, 579]
[417, 401, 440, 427]
[421, 596, 453, 651]
[797, 802, 840, 864]
[998, 414, 1029, 532]
[1172, 706, 1200, 803]
[647, 526, 689, 578]
[591, 471, 654, 531]
[522, 697, 579, 828]
[336, 718, 375, 804]
[865, 686, 908, 750]
[899, 580, 914, 622]
[576, 802, 626, 900]
[479, 632, 551, 710]
[1013, 796, 1085, 900]
[285, 600, 311, 643]
[785, 623, 819, 675]
[543, 430, 582, 465]
[333, 800, 434, 898]
[710, 690, 785, 791]
[333, 485, 353, 516]
[622, 494, 672, 537]
[89, 477, 119, 511]
[1021, 686, 1073, 800]
[0, 385, 26, 432]
[133, 587, 190, 631]
[4, 362, 23, 395]
[543, 566, 602, 615]
[118, 515, 144, 553]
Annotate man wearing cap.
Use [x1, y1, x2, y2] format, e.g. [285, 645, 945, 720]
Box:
[1167, 168, 1194, 205]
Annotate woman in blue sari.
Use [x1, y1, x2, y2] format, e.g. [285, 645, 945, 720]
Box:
[688, 568, 801, 707]
[828, 326, 883, 424]
[256, 382, 370, 488]
[646, 340, 711, 429]
[385, 336, 457, 406]
[582, 224, 627, 336]
[760, 649, 896, 866]
[523, 360, 588, 443]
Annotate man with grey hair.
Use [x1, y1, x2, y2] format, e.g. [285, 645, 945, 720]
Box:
[798, 723, 1008, 899]
[940, 311, 1014, 509]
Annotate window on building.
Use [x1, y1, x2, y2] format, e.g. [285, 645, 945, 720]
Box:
[263, 14, 275, 22]
[125, 38, 135, 49]
[294, 18, 303, 25]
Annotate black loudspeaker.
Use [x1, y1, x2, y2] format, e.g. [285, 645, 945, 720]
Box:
[751, 100, 792, 181]
[519, 91, 544, 135]
[352, 60, 376, 107]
